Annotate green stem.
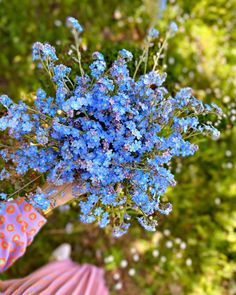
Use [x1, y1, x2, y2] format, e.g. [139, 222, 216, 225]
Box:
[73, 29, 84, 77]
[152, 33, 170, 71]
[133, 39, 150, 79]
[8, 174, 42, 198]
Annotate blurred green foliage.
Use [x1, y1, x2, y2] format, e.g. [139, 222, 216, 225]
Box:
[0, 0, 236, 294]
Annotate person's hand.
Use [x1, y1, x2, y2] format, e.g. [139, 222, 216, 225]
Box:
[42, 182, 79, 210]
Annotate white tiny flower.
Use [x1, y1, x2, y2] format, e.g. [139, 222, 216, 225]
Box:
[113, 9, 122, 20]
[214, 198, 221, 205]
[136, 17, 142, 24]
[51, 243, 71, 261]
[104, 255, 114, 263]
[226, 162, 233, 169]
[54, 20, 62, 27]
[127, 16, 133, 23]
[214, 88, 220, 95]
[163, 229, 170, 236]
[225, 150, 232, 157]
[133, 254, 140, 262]
[189, 71, 194, 79]
[128, 268, 136, 276]
[152, 249, 159, 257]
[65, 222, 73, 234]
[176, 252, 182, 259]
[81, 43, 87, 51]
[130, 247, 137, 254]
[114, 282, 123, 290]
[113, 273, 120, 281]
[186, 258, 192, 266]
[175, 238, 181, 244]
[180, 242, 187, 250]
[166, 240, 173, 248]
[231, 116, 236, 122]
[160, 256, 167, 263]
[120, 260, 128, 268]
[168, 57, 175, 65]
[183, 13, 190, 20]
[223, 96, 230, 103]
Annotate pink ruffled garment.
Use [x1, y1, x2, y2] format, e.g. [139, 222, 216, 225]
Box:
[0, 199, 109, 295]
[0, 259, 109, 295]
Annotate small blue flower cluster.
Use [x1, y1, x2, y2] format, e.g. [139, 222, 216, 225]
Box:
[66, 17, 83, 34]
[169, 21, 178, 33]
[0, 168, 10, 181]
[32, 42, 58, 62]
[0, 18, 222, 236]
[148, 28, 159, 39]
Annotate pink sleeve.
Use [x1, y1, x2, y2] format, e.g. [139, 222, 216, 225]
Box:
[0, 198, 47, 272]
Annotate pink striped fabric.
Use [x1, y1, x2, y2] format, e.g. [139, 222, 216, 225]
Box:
[0, 259, 109, 295]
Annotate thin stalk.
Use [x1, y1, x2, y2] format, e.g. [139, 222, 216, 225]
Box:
[152, 33, 170, 71]
[133, 39, 150, 79]
[144, 46, 149, 74]
[8, 174, 42, 198]
[73, 29, 84, 77]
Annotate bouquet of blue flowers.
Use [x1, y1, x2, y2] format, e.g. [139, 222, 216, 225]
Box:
[0, 18, 222, 236]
